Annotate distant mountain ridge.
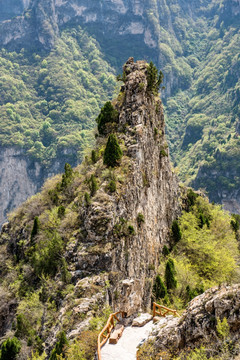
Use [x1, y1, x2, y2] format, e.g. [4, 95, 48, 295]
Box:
[0, 0, 29, 22]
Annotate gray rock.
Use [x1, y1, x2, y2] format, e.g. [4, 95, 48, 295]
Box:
[132, 313, 152, 327]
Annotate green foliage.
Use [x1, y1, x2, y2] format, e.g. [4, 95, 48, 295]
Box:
[116, 71, 127, 83]
[162, 245, 170, 256]
[157, 196, 240, 308]
[160, 149, 168, 157]
[128, 225, 135, 235]
[137, 213, 145, 225]
[32, 231, 64, 277]
[58, 206, 66, 218]
[28, 351, 47, 360]
[65, 341, 85, 360]
[153, 275, 167, 300]
[15, 313, 30, 338]
[186, 189, 198, 210]
[96, 101, 118, 135]
[108, 179, 116, 193]
[146, 61, 164, 95]
[0, 337, 21, 360]
[49, 331, 69, 360]
[31, 216, 40, 243]
[89, 175, 98, 197]
[165, 258, 177, 290]
[171, 220, 182, 243]
[84, 192, 91, 206]
[103, 134, 123, 167]
[91, 150, 98, 164]
[0, 27, 116, 164]
[61, 163, 73, 189]
[216, 317, 229, 340]
[230, 214, 240, 233]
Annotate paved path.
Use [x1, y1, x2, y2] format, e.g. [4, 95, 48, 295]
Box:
[101, 320, 156, 360]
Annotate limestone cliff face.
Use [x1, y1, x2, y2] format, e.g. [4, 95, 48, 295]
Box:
[66, 58, 181, 315]
[0, 147, 78, 227]
[0, 0, 157, 52]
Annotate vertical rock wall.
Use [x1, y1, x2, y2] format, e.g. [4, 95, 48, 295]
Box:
[110, 59, 181, 313]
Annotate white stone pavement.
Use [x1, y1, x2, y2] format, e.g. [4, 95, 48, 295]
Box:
[101, 320, 156, 360]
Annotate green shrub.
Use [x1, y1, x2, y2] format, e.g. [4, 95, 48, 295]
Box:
[230, 214, 240, 232]
[49, 331, 68, 360]
[103, 134, 123, 167]
[61, 163, 73, 189]
[147, 61, 164, 95]
[48, 189, 59, 205]
[91, 150, 98, 164]
[108, 179, 116, 192]
[0, 337, 21, 360]
[171, 220, 182, 243]
[165, 258, 177, 290]
[128, 225, 135, 235]
[186, 188, 198, 209]
[139, 82, 145, 91]
[84, 192, 91, 206]
[160, 149, 168, 157]
[57, 206, 65, 218]
[137, 213, 145, 225]
[61, 258, 71, 284]
[216, 317, 229, 340]
[31, 216, 40, 243]
[33, 231, 64, 277]
[153, 275, 167, 300]
[89, 175, 98, 197]
[15, 314, 30, 338]
[96, 102, 118, 135]
[162, 245, 170, 256]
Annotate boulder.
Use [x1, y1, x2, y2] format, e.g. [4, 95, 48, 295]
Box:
[132, 313, 152, 327]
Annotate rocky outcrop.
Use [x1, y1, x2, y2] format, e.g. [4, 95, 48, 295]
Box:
[150, 285, 240, 355]
[66, 58, 181, 315]
[0, 146, 78, 226]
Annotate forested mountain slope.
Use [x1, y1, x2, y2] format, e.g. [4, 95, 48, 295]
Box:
[0, 0, 239, 221]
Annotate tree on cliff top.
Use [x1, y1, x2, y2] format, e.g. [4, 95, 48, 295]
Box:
[147, 61, 164, 95]
[96, 101, 119, 135]
[103, 134, 122, 167]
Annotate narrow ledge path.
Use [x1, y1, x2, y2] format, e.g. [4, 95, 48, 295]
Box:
[101, 320, 158, 360]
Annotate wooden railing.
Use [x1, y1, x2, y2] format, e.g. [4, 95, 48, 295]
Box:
[97, 311, 125, 360]
[153, 302, 180, 318]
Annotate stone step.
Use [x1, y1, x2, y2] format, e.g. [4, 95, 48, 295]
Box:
[109, 324, 124, 344]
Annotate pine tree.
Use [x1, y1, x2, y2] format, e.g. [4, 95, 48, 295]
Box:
[103, 134, 123, 167]
[171, 220, 182, 243]
[1, 337, 21, 360]
[153, 275, 167, 300]
[61, 163, 73, 189]
[147, 61, 164, 95]
[30, 216, 40, 243]
[89, 175, 98, 196]
[96, 102, 119, 135]
[49, 331, 68, 360]
[165, 258, 177, 290]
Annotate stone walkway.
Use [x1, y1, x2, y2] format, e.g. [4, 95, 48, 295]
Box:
[101, 320, 156, 360]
